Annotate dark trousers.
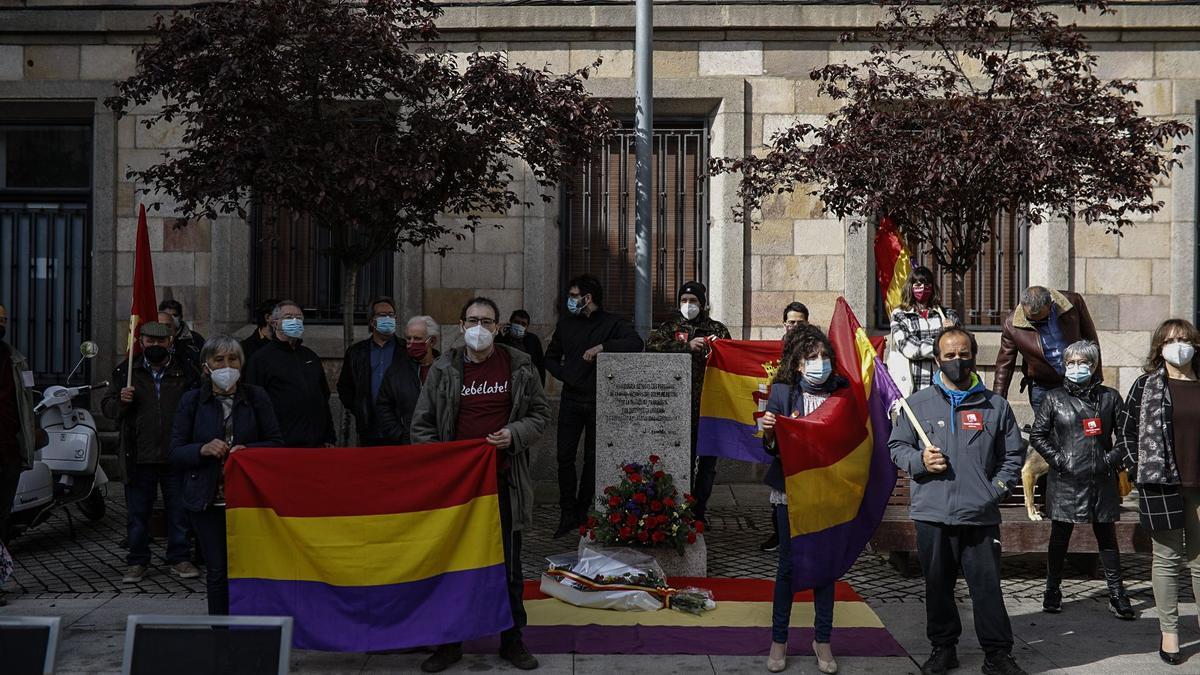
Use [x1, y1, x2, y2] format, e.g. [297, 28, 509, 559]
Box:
[0, 462, 21, 543]
[915, 521, 1013, 656]
[690, 417, 717, 521]
[1047, 520, 1123, 592]
[556, 396, 596, 522]
[125, 464, 190, 566]
[447, 475, 526, 649]
[772, 505, 835, 644]
[189, 507, 228, 615]
[1027, 381, 1058, 414]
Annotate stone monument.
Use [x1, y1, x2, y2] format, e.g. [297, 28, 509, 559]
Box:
[593, 352, 706, 576]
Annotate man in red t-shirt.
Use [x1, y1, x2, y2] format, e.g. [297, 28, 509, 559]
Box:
[410, 297, 550, 673]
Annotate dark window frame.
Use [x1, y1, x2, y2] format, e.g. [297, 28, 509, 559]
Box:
[558, 120, 710, 324]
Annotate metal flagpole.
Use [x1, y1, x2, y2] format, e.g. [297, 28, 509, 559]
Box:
[633, 0, 653, 336]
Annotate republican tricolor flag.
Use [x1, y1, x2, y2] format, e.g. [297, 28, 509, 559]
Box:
[775, 298, 902, 591]
[225, 440, 513, 651]
[873, 216, 911, 315]
[696, 340, 784, 464]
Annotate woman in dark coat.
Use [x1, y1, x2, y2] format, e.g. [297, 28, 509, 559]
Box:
[170, 335, 283, 615]
[1030, 340, 1131, 620]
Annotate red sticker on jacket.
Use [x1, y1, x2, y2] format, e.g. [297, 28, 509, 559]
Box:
[960, 411, 984, 431]
[1082, 417, 1103, 437]
[675, 330, 689, 343]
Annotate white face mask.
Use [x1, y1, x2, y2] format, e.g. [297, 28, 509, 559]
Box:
[210, 367, 240, 392]
[803, 358, 832, 386]
[463, 325, 495, 352]
[1164, 342, 1196, 367]
[680, 303, 700, 321]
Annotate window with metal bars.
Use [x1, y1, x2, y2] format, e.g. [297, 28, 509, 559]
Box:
[249, 203, 393, 323]
[875, 212, 1029, 331]
[559, 124, 709, 323]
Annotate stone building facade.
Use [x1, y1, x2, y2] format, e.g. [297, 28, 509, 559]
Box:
[0, 2, 1195, 474]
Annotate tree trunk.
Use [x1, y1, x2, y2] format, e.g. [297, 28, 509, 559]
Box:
[339, 263, 359, 445]
[950, 271, 967, 325]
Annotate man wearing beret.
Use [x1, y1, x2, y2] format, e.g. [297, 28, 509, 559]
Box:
[645, 280, 731, 522]
[101, 322, 201, 584]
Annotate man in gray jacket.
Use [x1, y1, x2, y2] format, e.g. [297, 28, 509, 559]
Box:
[889, 326, 1026, 675]
[410, 297, 550, 673]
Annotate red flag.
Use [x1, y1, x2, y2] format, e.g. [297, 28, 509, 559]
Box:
[130, 204, 158, 349]
[873, 216, 911, 314]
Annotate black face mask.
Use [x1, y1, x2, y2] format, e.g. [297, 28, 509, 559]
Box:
[144, 345, 170, 364]
[939, 358, 975, 387]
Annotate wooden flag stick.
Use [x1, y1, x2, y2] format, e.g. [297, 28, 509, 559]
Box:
[126, 315, 138, 389]
[895, 396, 934, 449]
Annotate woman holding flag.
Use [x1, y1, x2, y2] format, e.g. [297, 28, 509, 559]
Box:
[760, 324, 846, 674]
[887, 266, 959, 396]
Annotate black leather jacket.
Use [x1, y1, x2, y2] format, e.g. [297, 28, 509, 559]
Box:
[1030, 384, 1124, 523]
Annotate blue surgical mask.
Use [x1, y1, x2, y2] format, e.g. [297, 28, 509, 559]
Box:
[280, 318, 304, 339]
[803, 358, 832, 385]
[375, 316, 397, 336]
[1065, 364, 1092, 384]
[510, 324, 526, 338]
[567, 297, 583, 315]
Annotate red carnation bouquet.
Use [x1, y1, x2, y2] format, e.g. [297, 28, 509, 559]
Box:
[582, 454, 704, 554]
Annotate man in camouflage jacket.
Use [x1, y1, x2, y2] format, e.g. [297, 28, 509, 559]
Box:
[646, 281, 730, 521]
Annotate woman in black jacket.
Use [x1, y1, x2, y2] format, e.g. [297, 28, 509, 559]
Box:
[1030, 340, 1132, 620]
[170, 335, 283, 614]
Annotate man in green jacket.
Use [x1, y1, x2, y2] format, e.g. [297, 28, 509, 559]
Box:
[645, 281, 730, 521]
[410, 296, 550, 673]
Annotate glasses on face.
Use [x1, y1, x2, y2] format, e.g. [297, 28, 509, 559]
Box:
[1065, 358, 1091, 367]
[279, 314, 303, 321]
[373, 311, 397, 319]
[464, 317, 496, 327]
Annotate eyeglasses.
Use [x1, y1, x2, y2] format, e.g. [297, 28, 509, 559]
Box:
[463, 317, 496, 327]
[373, 312, 397, 319]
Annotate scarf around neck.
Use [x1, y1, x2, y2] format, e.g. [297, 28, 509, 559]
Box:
[1137, 368, 1179, 485]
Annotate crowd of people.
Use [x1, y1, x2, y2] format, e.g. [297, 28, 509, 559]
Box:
[1, 270, 1200, 674]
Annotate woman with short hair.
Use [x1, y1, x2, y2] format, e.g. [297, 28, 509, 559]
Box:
[1030, 340, 1131, 620]
[170, 335, 283, 615]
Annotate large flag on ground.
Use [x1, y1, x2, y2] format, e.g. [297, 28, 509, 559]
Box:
[775, 298, 902, 591]
[225, 440, 513, 651]
[129, 204, 157, 351]
[873, 216, 911, 315]
[696, 340, 784, 464]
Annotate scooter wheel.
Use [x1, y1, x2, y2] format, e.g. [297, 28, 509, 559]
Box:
[77, 490, 107, 521]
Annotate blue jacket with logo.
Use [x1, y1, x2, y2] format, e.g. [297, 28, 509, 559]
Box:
[888, 376, 1025, 526]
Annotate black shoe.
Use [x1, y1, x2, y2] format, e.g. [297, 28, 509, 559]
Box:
[1042, 587, 1062, 613]
[1161, 637, 1183, 666]
[1108, 592, 1135, 620]
[553, 514, 577, 539]
[420, 644, 463, 673]
[981, 653, 1026, 675]
[499, 640, 539, 670]
[920, 645, 959, 675]
[760, 533, 779, 552]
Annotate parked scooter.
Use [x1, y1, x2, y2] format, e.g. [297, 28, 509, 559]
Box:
[8, 341, 109, 541]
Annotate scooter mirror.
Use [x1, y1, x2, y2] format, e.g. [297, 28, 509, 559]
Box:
[80, 341, 99, 359]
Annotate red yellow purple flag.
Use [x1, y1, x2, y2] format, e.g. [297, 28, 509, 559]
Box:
[696, 340, 784, 464]
[774, 298, 902, 591]
[225, 440, 512, 651]
[874, 216, 911, 315]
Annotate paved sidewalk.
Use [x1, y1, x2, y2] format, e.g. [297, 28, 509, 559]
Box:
[2, 483, 1192, 673]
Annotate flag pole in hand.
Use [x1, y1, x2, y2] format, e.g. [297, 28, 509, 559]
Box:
[126, 315, 138, 389]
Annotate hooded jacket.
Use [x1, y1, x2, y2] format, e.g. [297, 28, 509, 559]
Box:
[889, 373, 1025, 526]
[993, 289, 1100, 398]
[409, 345, 550, 532]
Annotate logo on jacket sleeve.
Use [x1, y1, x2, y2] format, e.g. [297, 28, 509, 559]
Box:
[960, 410, 984, 431]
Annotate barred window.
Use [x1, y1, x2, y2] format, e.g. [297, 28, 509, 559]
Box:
[559, 124, 709, 323]
[876, 212, 1029, 330]
[249, 202, 393, 323]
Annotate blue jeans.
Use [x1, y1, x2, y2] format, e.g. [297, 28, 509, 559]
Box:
[772, 504, 835, 644]
[125, 463, 189, 566]
[1027, 381, 1057, 414]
